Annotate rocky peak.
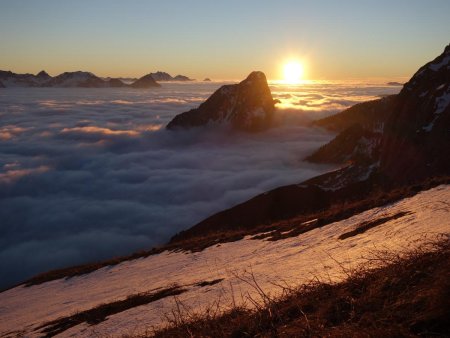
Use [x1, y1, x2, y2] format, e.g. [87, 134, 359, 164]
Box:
[130, 74, 161, 88]
[401, 43, 450, 97]
[36, 70, 51, 79]
[150, 71, 172, 81]
[0, 70, 14, 79]
[149, 72, 193, 81]
[173, 74, 193, 81]
[106, 78, 127, 87]
[45, 71, 101, 87]
[166, 71, 278, 131]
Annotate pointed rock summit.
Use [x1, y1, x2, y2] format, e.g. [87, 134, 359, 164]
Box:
[130, 74, 161, 88]
[36, 70, 51, 79]
[167, 71, 278, 131]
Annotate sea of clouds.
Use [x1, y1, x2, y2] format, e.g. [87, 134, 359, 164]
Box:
[0, 81, 401, 288]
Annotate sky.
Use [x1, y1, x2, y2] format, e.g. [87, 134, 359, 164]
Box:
[0, 0, 449, 80]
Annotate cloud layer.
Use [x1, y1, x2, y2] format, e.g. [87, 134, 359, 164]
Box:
[0, 82, 401, 288]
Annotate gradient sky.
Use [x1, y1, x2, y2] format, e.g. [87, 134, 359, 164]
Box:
[1, 0, 449, 80]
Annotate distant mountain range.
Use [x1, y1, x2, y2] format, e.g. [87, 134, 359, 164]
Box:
[149, 71, 193, 81]
[0, 70, 194, 88]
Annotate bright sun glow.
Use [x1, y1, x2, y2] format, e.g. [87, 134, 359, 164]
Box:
[283, 61, 304, 84]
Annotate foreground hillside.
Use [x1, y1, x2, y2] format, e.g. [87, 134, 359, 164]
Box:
[0, 184, 449, 337]
[154, 237, 450, 337]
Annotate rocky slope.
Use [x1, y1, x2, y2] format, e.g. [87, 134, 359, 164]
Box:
[150, 71, 193, 81]
[130, 74, 161, 88]
[44, 71, 111, 87]
[309, 44, 450, 186]
[0, 70, 45, 87]
[167, 71, 278, 131]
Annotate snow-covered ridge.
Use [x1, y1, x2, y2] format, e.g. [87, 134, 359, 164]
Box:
[1, 185, 449, 337]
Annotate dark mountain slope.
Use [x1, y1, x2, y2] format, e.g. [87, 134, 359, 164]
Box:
[312, 95, 397, 132]
[380, 44, 450, 185]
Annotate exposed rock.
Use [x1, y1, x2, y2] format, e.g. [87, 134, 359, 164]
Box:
[167, 71, 277, 131]
[106, 78, 127, 87]
[306, 124, 381, 165]
[0, 70, 41, 87]
[36, 70, 51, 80]
[203, 78, 211, 82]
[307, 96, 397, 166]
[149, 71, 173, 81]
[149, 71, 192, 81]
[173, 75, 193, 81]
[44, 71, 104, 87]
[130, 74, 161, 88]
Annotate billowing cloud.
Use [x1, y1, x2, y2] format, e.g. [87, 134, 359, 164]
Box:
[0, 82, 400, 288]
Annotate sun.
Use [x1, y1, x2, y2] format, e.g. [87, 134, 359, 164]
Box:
[283, 61, 304, 84]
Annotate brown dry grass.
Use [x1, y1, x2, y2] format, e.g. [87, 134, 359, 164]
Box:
[144, 238, 450, 337]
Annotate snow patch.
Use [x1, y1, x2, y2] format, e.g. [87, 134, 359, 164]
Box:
[434, 89, 450, 115]
[422, 88, 450, 132]
[429, 55, 450, 71]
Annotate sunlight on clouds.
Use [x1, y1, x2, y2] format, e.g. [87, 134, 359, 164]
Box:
[0, 165, 50, 184]
[60, 126, 140, 137]
[0, 125, 28, 140]
[136, 124, 163, 132]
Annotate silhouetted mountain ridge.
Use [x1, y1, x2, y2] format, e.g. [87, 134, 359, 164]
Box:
[0, 70, 163, 88]
[150, 71, 193, 81]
